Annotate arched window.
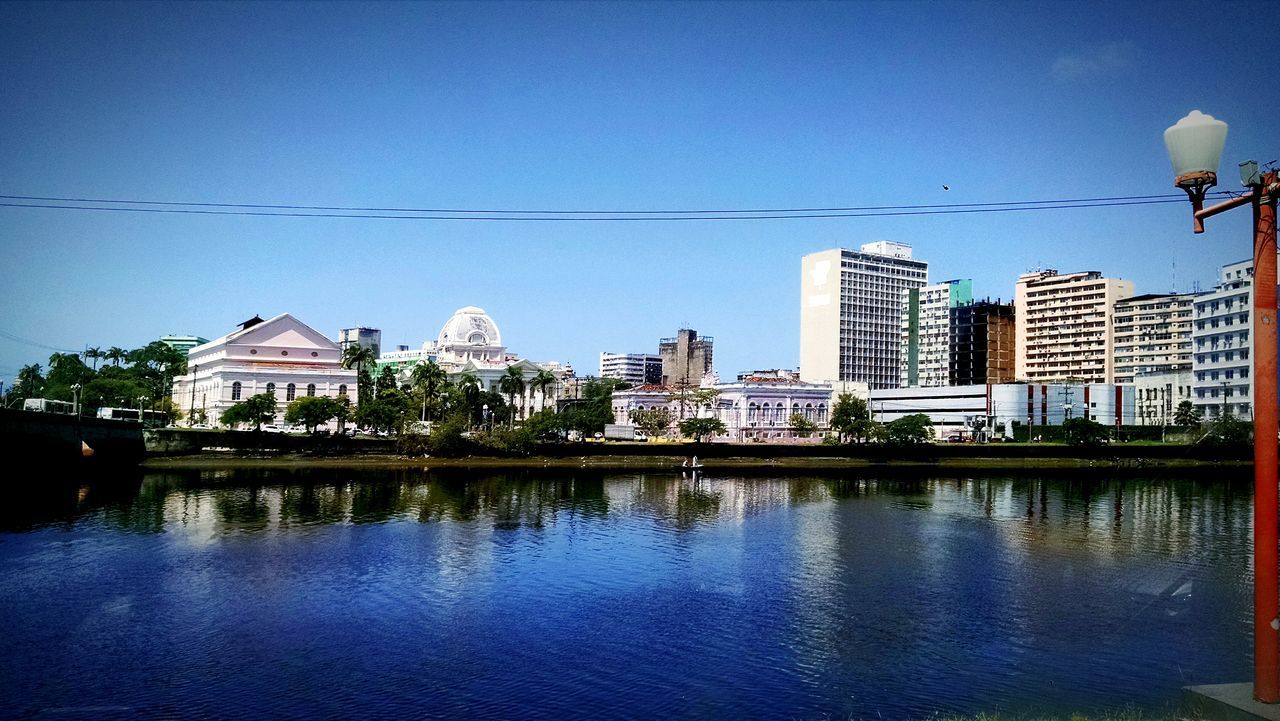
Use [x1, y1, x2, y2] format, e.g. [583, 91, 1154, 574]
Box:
[338, 385, 348, 397]
[286, 383, 296, 401]
[748, 403, 759, 422]
[306, 384, 316, 397]
[817, 403, 827, 423]
[266, 382, 276, 397]
[231, 381, 242, 400]
[804, 402, 815, 420]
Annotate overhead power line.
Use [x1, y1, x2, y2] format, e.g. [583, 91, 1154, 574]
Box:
[0, 192, 1227, 215]
[0, 329, 79, 354]
[0, 192, 1232, 222]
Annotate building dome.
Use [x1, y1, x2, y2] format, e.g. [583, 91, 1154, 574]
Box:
[437, 306, 502, 349]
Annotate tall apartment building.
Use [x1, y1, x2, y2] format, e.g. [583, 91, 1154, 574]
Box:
[1111, 293, 1197, 384]
[900, 279, 971, 387]
[800, 242, 929, 388]
[1192, 259, 1259, 420]
[1014, 270, 1134, 383]
[339, 327, 382, 357]
[659, 329, 714, 387]
[599, 352, 662, 386]
[949, 300, 1016, 386]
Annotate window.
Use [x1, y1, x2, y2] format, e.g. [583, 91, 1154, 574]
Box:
[266, 382, 276, 396]
[287, 383, 296, 401]
[306, 384, 316, 397]
[231, 381, 242, 400]
[338, 385, 348, 397]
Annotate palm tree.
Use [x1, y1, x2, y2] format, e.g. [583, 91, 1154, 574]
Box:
[15, 364, 43, 399]
[410, 360, 447, 421]
[106, 346, 127, 367]
[498, 366, 526, 427]
[341, 344, 377, 405]
[457, 373, 481, 425]
[84, 347, 103, 370]
[529, 369, 556, 415]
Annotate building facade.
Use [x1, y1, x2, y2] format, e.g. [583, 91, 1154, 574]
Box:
[1192, 259, 1256, 420]
[1111, 293, 1196, 384]
[1133, 369, 1195, 426]
[611, 378, 834, 442]
[870, 383, 1136, 438]
[376, 306, 569, 419]
[339, 327, 382, 356]
[900, 279, 972, 387]
[171, 314, 358, 427]
[1014, 270, 1134, 383]
[599, 352, 663, 386]
[159, 334, 209, 357]
[659, 329, 714, 387]
[800, 242, 929, 388]
[949, 300, 1015, 386]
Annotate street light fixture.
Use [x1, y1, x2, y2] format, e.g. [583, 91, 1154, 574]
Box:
[1167, 109, 1280, 703]
[71, 383, 81, 418]
[137, 395, 147, 426]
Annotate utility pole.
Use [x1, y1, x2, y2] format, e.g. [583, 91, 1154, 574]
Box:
[1059, 385, 1074, 420]
[1221, 380, 1231, 419]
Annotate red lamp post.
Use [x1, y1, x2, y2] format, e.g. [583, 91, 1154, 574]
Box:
[1167, 110, 1280, 703]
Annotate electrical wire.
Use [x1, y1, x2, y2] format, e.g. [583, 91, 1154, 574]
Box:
[0, 329, 80, 354]
[0, 196, 1219, 221]
[0, 191, 1229, 215]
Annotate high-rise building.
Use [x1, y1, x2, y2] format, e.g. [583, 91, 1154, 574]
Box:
[900, 279, 971, 387]
[1014, 270, 1134, 383]
[659, 329, 713, 387]
[1112, 293, 1197, 384]
[949, 300, 1016, 386]
[339, 327, 381, 357]
[800, 242, 928, 388]
[1192, 259, 1259, 420]
[599, 352, 663, 386]
[159, 334, 209, 358]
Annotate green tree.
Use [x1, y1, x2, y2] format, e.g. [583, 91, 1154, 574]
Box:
[84, 347, 103, 371]
[410, 360, 447, 421]
[498, 366, 527, 426]
[376, 365, 398, 395]
[15, 364, 43, 399]
[528, 369, 557, 413]
[1173, 400, 1202, 427]
[284, 395, 341, 433]
[221, 393, 279, 431]
[668, 384, 720, 419]
[789, 412, 817, 437]
[523, 408, 565, 442]
[630, 407, 672, 437]
[881, 414, 933, 445]
[1202, 414, 1252, 446]
[558, 378, 618, 434]
[830, 393, 873, 443]
[679, 416, 727, 443]
[341, 344, 377, 405]
[1061, 417, 1110, 446]
[105, 346, 128, 367]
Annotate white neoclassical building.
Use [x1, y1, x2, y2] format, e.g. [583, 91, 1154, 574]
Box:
[171, 313, 358, 427]
[377, 306, 569, 419]
[611, 376, 835, 442]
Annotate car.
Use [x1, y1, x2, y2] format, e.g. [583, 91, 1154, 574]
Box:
[945, 434, 967, 443]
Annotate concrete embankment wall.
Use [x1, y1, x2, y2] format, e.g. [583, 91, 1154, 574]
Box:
[0, 407, 145, 465]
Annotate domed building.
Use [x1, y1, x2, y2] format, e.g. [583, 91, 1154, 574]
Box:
[376, 306, 571, 419]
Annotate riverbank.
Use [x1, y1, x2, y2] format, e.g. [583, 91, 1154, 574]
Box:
[141, 452, 1250, 472]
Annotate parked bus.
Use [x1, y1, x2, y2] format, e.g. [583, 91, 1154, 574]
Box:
[23, 398, 74, 414]
[96, 407, 167, 423]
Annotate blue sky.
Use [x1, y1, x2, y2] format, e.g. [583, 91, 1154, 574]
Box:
[1, 0, 1277, 385]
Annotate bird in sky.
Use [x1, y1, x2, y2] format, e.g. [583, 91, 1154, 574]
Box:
[942, 185, 950, 191]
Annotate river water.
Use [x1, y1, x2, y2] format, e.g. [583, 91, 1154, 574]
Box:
[0, 468, 1255, 719]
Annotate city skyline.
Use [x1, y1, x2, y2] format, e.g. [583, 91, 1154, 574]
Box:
[2, 1, 1277, 386]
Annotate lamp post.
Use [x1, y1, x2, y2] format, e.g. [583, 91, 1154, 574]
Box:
[189, 364, 198, 427]
[1167, 109, 1280, 703]
[137, 395, 147, 426]
[71, 383, 81, 418]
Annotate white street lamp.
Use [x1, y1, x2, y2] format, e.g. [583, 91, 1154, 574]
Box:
[1163, 110, 1228, 232]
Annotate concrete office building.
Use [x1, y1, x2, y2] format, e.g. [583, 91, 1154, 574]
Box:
[599, 352, 663, 386]
[1133, 369, 1195, 426]
[800, 242, 929, 388]
[339, 327, 382, 357]
[1191, 258, 1267, 420]
[900, 279, 971, 388]
[659, 329, 714, 387]
[1112, 293, 1197, 384]
[159, 334, 209, 358]
[1014, 270, 1134, 383]
[949, 300, 1016, 386]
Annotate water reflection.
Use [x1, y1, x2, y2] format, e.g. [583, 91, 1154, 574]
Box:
[0, 467, 1256, 720]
